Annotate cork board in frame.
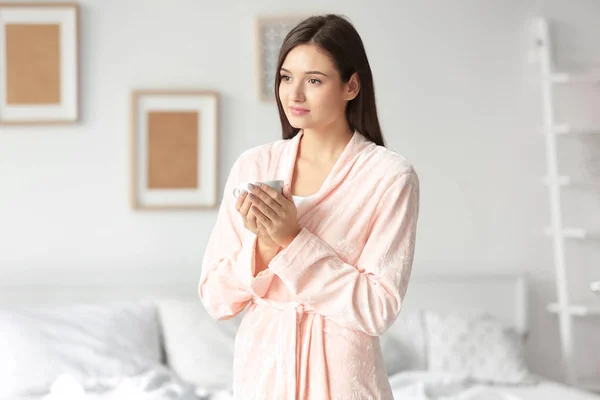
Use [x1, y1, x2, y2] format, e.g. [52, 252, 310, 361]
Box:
[131, 90, 219, 210]
[256, 15, 305, 102]
[0, 2, 79, 125]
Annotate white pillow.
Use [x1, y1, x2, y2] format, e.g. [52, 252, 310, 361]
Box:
[0, 301, 162, 398]
[389, 370, 472, 399]
[156, 297, 243, 390]
[380, 310, 427, 374]
[423, 311, 536, 385]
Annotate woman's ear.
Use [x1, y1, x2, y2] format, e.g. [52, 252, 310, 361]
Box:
[344, 72, 360, 101]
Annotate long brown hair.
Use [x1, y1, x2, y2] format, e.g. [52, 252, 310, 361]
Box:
[275, 14, 386, 147]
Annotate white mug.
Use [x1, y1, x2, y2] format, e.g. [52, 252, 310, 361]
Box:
[233, 179, 284, 199]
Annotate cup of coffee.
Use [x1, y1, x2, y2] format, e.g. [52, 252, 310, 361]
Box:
[233, 179, 284, 199]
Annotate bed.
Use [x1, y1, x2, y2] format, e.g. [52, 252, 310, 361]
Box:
[0, 273, 598, 400]
[383, 273, 600, 400]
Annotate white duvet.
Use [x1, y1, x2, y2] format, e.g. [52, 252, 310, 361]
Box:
[388, 371, 600, 400]
[389, 371, 523, 400]
[38, 371, 492, 400]
[28, 368, 598, 400]
[38, 367, 221, 400]
[37, 369, 496, 400]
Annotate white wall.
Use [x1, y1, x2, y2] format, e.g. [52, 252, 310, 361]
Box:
[1, 0, 599, 383]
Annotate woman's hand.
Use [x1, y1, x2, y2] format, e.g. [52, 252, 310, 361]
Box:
[235, 190, 279, 249]
[247, 183, 302, 248]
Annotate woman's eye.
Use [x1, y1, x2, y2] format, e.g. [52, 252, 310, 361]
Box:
[308, 78, 321, 84]
[280, 75, 291, 81]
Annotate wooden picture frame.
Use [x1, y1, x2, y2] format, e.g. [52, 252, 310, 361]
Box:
[256, 15, 305, 102]
[0, 2, 79, 125]
[131, 90, 219, 210]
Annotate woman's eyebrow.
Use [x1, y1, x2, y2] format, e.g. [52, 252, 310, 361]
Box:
[280, 67, 328, 77]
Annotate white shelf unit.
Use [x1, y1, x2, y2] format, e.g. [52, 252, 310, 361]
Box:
[542, 124, 600, 136]
[535, 17, 600, 393]
[548, 72, 600, 84]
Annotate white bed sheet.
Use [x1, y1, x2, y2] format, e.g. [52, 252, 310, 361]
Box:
[388, 371, 600, 400]
[4, 367, 210, 400]
[487, 382, 600, 400]
[9, 379, 599, 400]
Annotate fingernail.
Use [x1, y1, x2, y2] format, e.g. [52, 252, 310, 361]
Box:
[247, 183, 255, 190]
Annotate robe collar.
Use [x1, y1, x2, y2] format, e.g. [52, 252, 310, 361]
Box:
[278, 129, 374, 221]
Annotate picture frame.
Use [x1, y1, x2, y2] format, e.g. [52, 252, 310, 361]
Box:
[256, 15, 305, 102]
[130, 90, 219, 210]
[0, 2, 79, 125]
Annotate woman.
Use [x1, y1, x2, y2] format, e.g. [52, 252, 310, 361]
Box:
[199, 14, 420, 400]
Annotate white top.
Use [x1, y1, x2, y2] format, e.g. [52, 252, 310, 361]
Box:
[292, 194, 315, 206]
[292, 195, 306, 206]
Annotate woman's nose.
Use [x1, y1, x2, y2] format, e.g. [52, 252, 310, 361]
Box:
[290, 83, 305, 102]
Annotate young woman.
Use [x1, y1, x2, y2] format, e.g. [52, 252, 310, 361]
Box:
[199, 14, 420, 400]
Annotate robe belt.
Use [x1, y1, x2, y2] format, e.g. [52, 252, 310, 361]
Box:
[251, 296, 314, 399]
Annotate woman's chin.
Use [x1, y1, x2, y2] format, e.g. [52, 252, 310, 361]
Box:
[287, 116, 312, 130]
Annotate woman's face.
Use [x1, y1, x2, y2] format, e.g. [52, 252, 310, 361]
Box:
[278, 44, 358, 131]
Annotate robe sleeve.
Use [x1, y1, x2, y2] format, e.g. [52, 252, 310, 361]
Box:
[198, 158, 273, 320]
[268, 171, 420, 336]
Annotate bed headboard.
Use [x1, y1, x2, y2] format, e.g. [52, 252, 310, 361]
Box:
[0, 282, 196, 306]
[0, 273, 528, 334]
[402, 273, 528, 335]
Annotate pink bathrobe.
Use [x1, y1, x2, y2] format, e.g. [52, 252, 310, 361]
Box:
[198, 130, 420, 400]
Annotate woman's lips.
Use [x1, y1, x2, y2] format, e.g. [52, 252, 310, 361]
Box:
[290, 106, 310, 116]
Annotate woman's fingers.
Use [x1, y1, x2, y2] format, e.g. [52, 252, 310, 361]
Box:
[257, 184, 286, 207]
[236, 192, 257, 230]
[251, 205, 271, 227]
[248, 194, 278, 222]
[239, 192, 252, 217]
[247, 185, 283, 215]
[235, 191, 248, 212]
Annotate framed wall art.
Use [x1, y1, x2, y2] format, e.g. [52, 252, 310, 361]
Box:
[256, 15, 305, 102]
[131, 90, 219, 210]
[0, 3, 79, 124]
